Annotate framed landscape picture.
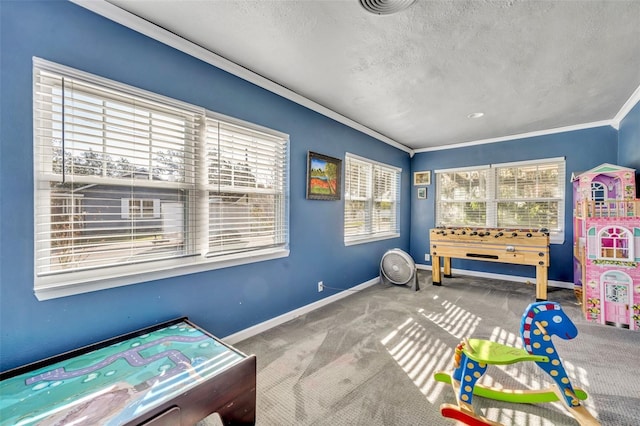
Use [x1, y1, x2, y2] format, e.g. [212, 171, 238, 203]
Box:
[414, 171, 431, 185]
[306, 151, 341, 200]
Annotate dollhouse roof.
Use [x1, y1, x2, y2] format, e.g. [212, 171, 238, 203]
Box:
[571, 163, 636, 181]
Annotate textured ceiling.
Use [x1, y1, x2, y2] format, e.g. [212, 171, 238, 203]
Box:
[100, 0, 640, 151]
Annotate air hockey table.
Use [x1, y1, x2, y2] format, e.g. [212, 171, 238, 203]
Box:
[0, 318, 256, 425]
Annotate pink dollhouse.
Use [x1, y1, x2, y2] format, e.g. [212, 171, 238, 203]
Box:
[572, 163, 640, 330]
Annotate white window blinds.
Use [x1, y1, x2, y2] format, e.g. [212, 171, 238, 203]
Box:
[494, 159, 565, 232]
[344, 154, 401, 244]
[436, 168, 490, 227]
[435, 158, 565, 243]
[33, 58, 289, 297]
[34, 65, 199, 278]
[204, 116, 288, 256]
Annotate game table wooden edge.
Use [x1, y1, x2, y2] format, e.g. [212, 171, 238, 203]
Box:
[0, 317, 256, 426]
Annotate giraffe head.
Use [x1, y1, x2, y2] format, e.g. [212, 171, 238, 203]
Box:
[520, 302, 578, 344]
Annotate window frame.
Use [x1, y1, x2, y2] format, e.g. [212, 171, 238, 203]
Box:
[435, 157, 566, 244]
[122, 198, 161, 219]
[344, 153, 402, 246]
[33, 58, 289, 300]
[201, 112, 290, 258]
[598, 226, 634, 260]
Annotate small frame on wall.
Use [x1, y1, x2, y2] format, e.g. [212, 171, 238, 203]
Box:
[306, 151, 342, 200]
[417, 187, 427, 199]
[414, 171, 431, 185]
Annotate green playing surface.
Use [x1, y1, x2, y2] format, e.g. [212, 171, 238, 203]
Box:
[0, 321, 244, 426]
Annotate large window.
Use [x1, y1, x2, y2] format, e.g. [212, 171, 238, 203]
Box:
[435, 158, 565, 243]
[344, 153, 401, 245]
[33, 58, 289, 299]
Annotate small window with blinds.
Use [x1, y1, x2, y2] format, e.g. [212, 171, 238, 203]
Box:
[435, 167, 490, 227]
[494, 160, 564, 233]
[344, 153, 401, 245]
[33, 58, 289, 299]
[203, 115, 288, 256]
[435, 158, 565, 243]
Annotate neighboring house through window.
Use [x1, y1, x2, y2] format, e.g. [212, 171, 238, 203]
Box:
[122, 198, 160, 219]
[344, 153, 401, 245]
[33, 58, 289, 299]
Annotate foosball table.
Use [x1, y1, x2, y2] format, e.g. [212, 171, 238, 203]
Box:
[429, 227, 550, 300]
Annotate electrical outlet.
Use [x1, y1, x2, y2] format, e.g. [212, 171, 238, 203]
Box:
[425, 253, 430, 261]
[318, 281, 324, 292]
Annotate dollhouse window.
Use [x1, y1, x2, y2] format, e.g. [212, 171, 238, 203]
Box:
[591, 182, 606, 202]
[598, 226, 632, 260]
[605, 283, 627, 303]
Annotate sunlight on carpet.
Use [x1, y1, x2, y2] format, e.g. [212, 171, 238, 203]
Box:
[381, 296, 602, 425]
[381, 316, 452, 404]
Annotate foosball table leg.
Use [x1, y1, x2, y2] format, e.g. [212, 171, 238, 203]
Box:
[432, 255, 442, 286]
[444, 257, 452, 278]
[535, 265, 548, 301]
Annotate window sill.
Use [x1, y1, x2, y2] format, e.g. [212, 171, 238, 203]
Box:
[344, 232, 400, 247]
[34, 247, 290, 301]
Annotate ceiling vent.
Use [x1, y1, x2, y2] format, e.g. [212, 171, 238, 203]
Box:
[359, 0, 416, 15]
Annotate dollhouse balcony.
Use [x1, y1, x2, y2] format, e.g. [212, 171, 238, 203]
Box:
[575, 199, 640, 219]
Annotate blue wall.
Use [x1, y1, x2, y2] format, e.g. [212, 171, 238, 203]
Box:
[1, 1, 638, 373]
[409, 126, 619, 282]
[618, 101, 640, 195]
[0, 1, 410, 371]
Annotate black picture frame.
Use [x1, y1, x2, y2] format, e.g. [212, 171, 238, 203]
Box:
[306, 151, 342, 200]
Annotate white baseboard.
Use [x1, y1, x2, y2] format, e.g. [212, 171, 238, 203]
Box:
[223, 277, 380, 345]
[224, 267, 574, 345]
[415, 263, 574, 289]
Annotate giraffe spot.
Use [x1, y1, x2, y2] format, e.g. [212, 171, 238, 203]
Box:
[467, 363, 475, 369]
[550, 370, 558, 376]
[552, 359, 560, 366]
[546, 347, 555, 354]
[533, 342, 541, 348]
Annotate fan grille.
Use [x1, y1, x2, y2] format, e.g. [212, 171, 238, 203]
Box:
[381, 250, 414, 284]
[359, 0, 416, 15]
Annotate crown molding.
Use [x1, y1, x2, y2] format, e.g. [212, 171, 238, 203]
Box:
[413, 120, 615, 153]
[416, 84, 640, 153]
[67, 1, 640, 157]
[70, 0, 413, 155]
[611, 83, 640, 129]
